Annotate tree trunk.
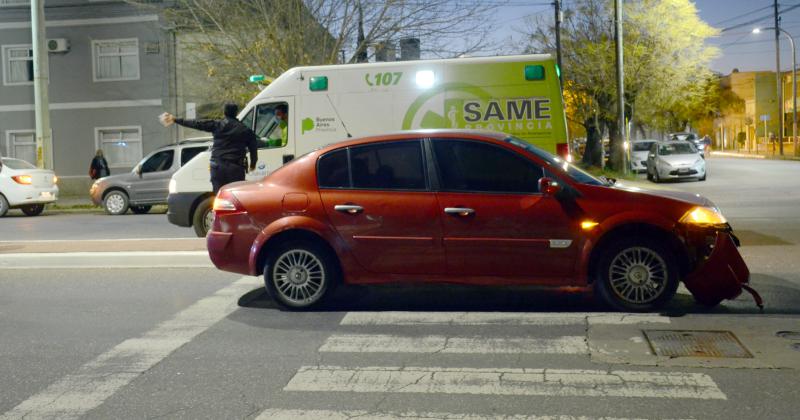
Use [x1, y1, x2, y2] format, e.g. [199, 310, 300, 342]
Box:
[581, 116, 602, 167]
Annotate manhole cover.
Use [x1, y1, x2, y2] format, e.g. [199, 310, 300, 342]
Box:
[643, 330, 753, 358]
[776, 331, 800, 340]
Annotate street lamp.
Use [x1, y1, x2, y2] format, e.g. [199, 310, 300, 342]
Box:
[754, 27, 797, 156]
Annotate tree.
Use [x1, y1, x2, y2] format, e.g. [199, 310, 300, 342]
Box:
[520, 0, 719, 168]
[133, 0, 501, 114]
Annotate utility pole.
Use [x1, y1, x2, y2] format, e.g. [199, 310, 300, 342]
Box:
[775, 0, 784, 156]
[30, 0, 52, 169]
[554, 0, 563, 83]
[614, 0, 627, 173]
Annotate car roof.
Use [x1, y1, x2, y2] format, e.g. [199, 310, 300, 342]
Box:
[316, 129, 509, 153]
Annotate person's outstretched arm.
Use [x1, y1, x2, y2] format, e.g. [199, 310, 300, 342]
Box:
[160, 112, 218, 133]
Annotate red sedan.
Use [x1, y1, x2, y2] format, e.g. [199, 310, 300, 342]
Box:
[207, 130, 758, 312]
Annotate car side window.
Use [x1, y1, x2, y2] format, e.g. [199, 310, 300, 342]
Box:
[141, 150, 174, 173]
[350, 141, 426, 190]
[180, 146, 207, 166]
[432, 139, 543, 193]
[317, 149, 349, 188]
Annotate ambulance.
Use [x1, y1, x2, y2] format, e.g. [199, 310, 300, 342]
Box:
[167, 54, 568, 236]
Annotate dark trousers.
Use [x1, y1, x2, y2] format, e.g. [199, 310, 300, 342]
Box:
[210, 160, 246, 193]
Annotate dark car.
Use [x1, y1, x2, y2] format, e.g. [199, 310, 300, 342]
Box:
[206, 130, 757, 312]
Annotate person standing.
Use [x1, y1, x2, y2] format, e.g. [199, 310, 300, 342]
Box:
[89, 149, 110, 180]
[161, 103, 258, 193]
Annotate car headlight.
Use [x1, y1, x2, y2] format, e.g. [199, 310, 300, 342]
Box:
[168, 179, 177, 194]
[679, 206, 727, 226]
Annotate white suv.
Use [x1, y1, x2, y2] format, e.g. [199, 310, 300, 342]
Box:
[0, 157, 59, 217]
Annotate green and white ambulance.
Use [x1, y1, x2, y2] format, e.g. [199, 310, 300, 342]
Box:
[167, 54, 568, 236]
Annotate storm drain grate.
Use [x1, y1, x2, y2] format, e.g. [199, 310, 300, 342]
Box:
[643, 330, 753, 358]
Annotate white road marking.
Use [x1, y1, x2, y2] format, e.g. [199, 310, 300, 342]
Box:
[284, 366, 726, 400]
[255, 408, 658, 420]
[0, 251, 212, 269]
[319, 334, 587, 354]
[0, 276, 261, 420]
[339, 312, 671, 326]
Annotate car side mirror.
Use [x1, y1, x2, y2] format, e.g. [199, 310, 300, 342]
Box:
[135, 165, 142, 177]
[538, 177, 562, 196]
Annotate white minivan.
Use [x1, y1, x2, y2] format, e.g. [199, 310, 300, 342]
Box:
[167, 54, 569, 236]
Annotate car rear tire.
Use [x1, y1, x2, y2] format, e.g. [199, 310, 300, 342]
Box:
[192, 197, 214, 237]
[103, 191, 129, 215]
[21, 204, 45, 216]
[130, 205, 152, 214]
[594, 237, 679, 312]
[264, 240, 338, 310]
[0, 194, 9, 217]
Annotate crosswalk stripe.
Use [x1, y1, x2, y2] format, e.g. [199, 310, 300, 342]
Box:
[319, 334, 588, 354]
[340, 312, 671, 326]
[0, 276, 261, 420]
[284, 366, 726, 400]
[255, 408, 658, 420]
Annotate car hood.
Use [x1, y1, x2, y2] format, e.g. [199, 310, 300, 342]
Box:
[94, 171, 136, 186]
[659, 154, 702, 166]
[612, 182, 715, 207]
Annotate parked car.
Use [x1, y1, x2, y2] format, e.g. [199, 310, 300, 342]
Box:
[0, 157, 59, 217]
[206, 130, 755, 312]
[630, 139, 658, 173]
[646, 141, 706, 183]
[90, 139, 211, 215]
[668, 132, 705, 157]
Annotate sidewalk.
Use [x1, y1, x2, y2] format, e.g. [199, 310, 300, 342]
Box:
[710, 150, 800, 161]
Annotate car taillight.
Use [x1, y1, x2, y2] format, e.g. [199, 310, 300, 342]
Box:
[212, 190, 244, 214]
[12, 175, 32, 185]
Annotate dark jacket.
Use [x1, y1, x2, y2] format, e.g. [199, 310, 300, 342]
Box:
[90, 156, 110, 179]
[175, 117, 258, 168]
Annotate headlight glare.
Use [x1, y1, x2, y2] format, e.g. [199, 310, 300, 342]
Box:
[679, 206, 727, 226]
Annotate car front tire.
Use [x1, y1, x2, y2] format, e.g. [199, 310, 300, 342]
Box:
[594, 237, 679, 312]
[103, 191, 129, 215]
[264, 240, 338, 310]
[21, 204, 45, 216]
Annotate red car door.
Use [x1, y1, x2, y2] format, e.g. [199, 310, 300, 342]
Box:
[431, 139, 579, 284]
[318, 140, 445, 275]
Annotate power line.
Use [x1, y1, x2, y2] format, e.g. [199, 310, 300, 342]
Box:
[721, 3, 800, 32]
[712, 5, 773, 26]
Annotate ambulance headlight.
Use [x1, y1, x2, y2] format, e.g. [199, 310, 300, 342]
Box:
[415, 70, 435, 88]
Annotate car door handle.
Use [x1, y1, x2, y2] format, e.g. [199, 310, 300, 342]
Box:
[334, 204, 363, 214]
[444, 207, 475, 216]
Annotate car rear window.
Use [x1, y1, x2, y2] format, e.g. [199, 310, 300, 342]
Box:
[0, 158, 35, 170]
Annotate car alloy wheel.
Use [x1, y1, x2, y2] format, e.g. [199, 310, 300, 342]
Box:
[272, 249, 326, 306]
[104, 191, 129, 215]
[595, 238, 678, 312]
[264, 241, 337, 310]
[608, 247, 668, 305]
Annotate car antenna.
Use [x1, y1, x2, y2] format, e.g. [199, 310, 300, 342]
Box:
[325, 94, 353, 138]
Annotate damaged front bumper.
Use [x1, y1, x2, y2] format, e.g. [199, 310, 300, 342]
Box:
[682, 227, 763, 310]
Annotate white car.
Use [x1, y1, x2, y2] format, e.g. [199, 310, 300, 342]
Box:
[646, 141, 706, 183]
[630, 139, 657, 172]
[0, 157, 59, 217]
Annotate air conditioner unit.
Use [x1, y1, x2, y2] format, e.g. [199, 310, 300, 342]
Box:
[46, 38, 70, 53]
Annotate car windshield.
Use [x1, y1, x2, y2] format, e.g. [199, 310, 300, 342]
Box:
[504, 136, 605, 186]
[659, 142, 697, 155]
[1, 158, 36, 170]
[632, 141, 655, 151]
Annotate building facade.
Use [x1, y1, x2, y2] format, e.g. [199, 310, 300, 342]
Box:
[0, 0, 178, 194]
